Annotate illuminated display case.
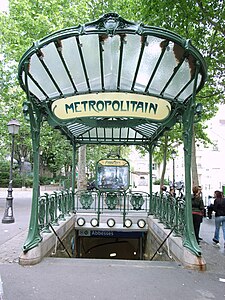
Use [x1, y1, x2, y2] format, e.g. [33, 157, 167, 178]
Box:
[96, 158, 130, 192]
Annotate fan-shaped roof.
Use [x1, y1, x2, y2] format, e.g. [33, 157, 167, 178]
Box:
[18, 13, 207, 145]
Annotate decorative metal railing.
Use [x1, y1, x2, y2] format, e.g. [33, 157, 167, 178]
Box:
[37, 189, 185, 237]
[74, 190, 150, 212]
[38, 190, 74, 233]
[150, 193, 185, 236]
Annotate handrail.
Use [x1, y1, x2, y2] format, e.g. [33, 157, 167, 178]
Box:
[74, 190, 150, 213]
[38, 189, 74, 233]
[37, 189, 185, 239]
[150, 226, 176, 261]
[48, 223, 72, 258]
[151, 192, 185, 237]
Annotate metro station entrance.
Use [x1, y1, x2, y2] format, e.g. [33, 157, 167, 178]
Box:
[76, 230, 146, 260]
[72, 155, 148, 260]
[18, 12, 207, 264]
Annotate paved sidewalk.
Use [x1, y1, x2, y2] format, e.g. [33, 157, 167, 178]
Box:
[0, 189, 225, 300]
[0, 188, 52, 263]
[0, 188, 225, 269]
[198, 216, 225, 275]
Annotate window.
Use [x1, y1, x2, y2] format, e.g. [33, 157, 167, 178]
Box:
[152, 163, 157, 170]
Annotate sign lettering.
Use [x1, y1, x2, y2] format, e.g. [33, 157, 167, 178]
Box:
[52, 93, 171, 121]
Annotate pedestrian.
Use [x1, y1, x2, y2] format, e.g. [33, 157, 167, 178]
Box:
[161, 185, 167, 194]
[192, 185, 204, 244]
[169, 186, 176, 198]
[207, 203, 214, 219]
[212, 190, 225, 248]
[161, 185, 168, 198]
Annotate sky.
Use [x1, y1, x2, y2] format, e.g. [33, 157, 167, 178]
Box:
[0, 0, 9, 13]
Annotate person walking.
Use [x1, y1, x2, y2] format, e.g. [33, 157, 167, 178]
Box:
[192, 186, 204, 244]
[212, 190, 225, 248]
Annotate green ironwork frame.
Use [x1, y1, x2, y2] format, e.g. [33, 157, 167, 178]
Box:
[18, 13, 207, 257]
[36, 189, 186, 238]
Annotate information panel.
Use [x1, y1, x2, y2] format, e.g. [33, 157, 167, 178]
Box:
[96, 159, 129, 191]
[79, 230, 144, 238]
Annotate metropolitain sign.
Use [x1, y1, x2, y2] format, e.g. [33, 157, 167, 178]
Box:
[52, 93, 171, 121]
[98, 159, 128, 166]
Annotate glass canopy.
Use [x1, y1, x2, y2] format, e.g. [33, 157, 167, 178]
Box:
[18, 13, 207, 145]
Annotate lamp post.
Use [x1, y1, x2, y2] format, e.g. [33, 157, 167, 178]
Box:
[2, 119, 20, 223]
[171, 150, 176, 189]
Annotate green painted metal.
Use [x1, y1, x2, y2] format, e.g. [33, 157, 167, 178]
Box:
[49, 193, 59, 226]
[148, 144, 153, 214]
[79, 191, 94, 209]
[182, 63, 201, 256]
[37, 190, 73, 233]
[122, 192, 127, 227]
[97, 192, 101, 225]
[105, 192, 119, 209]
[56, 192, 65, 221]
[18, 13, 207, 146]
[130, 193, 145, 210]
[17, 13, 208, 256]
[151, 193, 185, 236]
[38, 195, 49, 232]
[64, 190, 72, 216]
[22, 100, 43, 252]
[75, 190, 98, 210]
[36, 188, 188, 239]
[71, 140, 77, 211]
[74, 190, 149, 212]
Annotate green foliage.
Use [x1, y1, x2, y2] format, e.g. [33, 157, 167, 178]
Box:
[153, 178, 170, 185]
[40, 123, 73, 177]
[138, 0, 225, 172]
[86, 145, 131, 177]
[0, 160, 10, 187]
[39, 176, 53, 185]
[1, 0, 137, 179]
[0, 0, 224, 182]
[0, 160, 32, 187]
[140, 0, 225, 107]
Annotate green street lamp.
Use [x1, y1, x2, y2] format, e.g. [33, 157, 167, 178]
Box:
[2, 119, 20, 223]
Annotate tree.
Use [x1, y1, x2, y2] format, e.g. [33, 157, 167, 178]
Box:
[135, 0, 225, 185]
[0, 0, 98, 180]
[1, 0, 224, 186]
[139, 0, 224, 107]
[77, 145, 87, 190]
[0, 0, 145, 186]
[0, 0, 144, 183]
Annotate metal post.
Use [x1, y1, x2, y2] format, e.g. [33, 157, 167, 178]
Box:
[171, 150, 176, 189]
[2, 134, 16, 223]
[148, 144, 153, 214]
[173, 157, 175, 188]
[21, 62, 43, 252]
[182, 62, 201, 256]
[22, 98, 43, 252]
[72, 139, 76, 211]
